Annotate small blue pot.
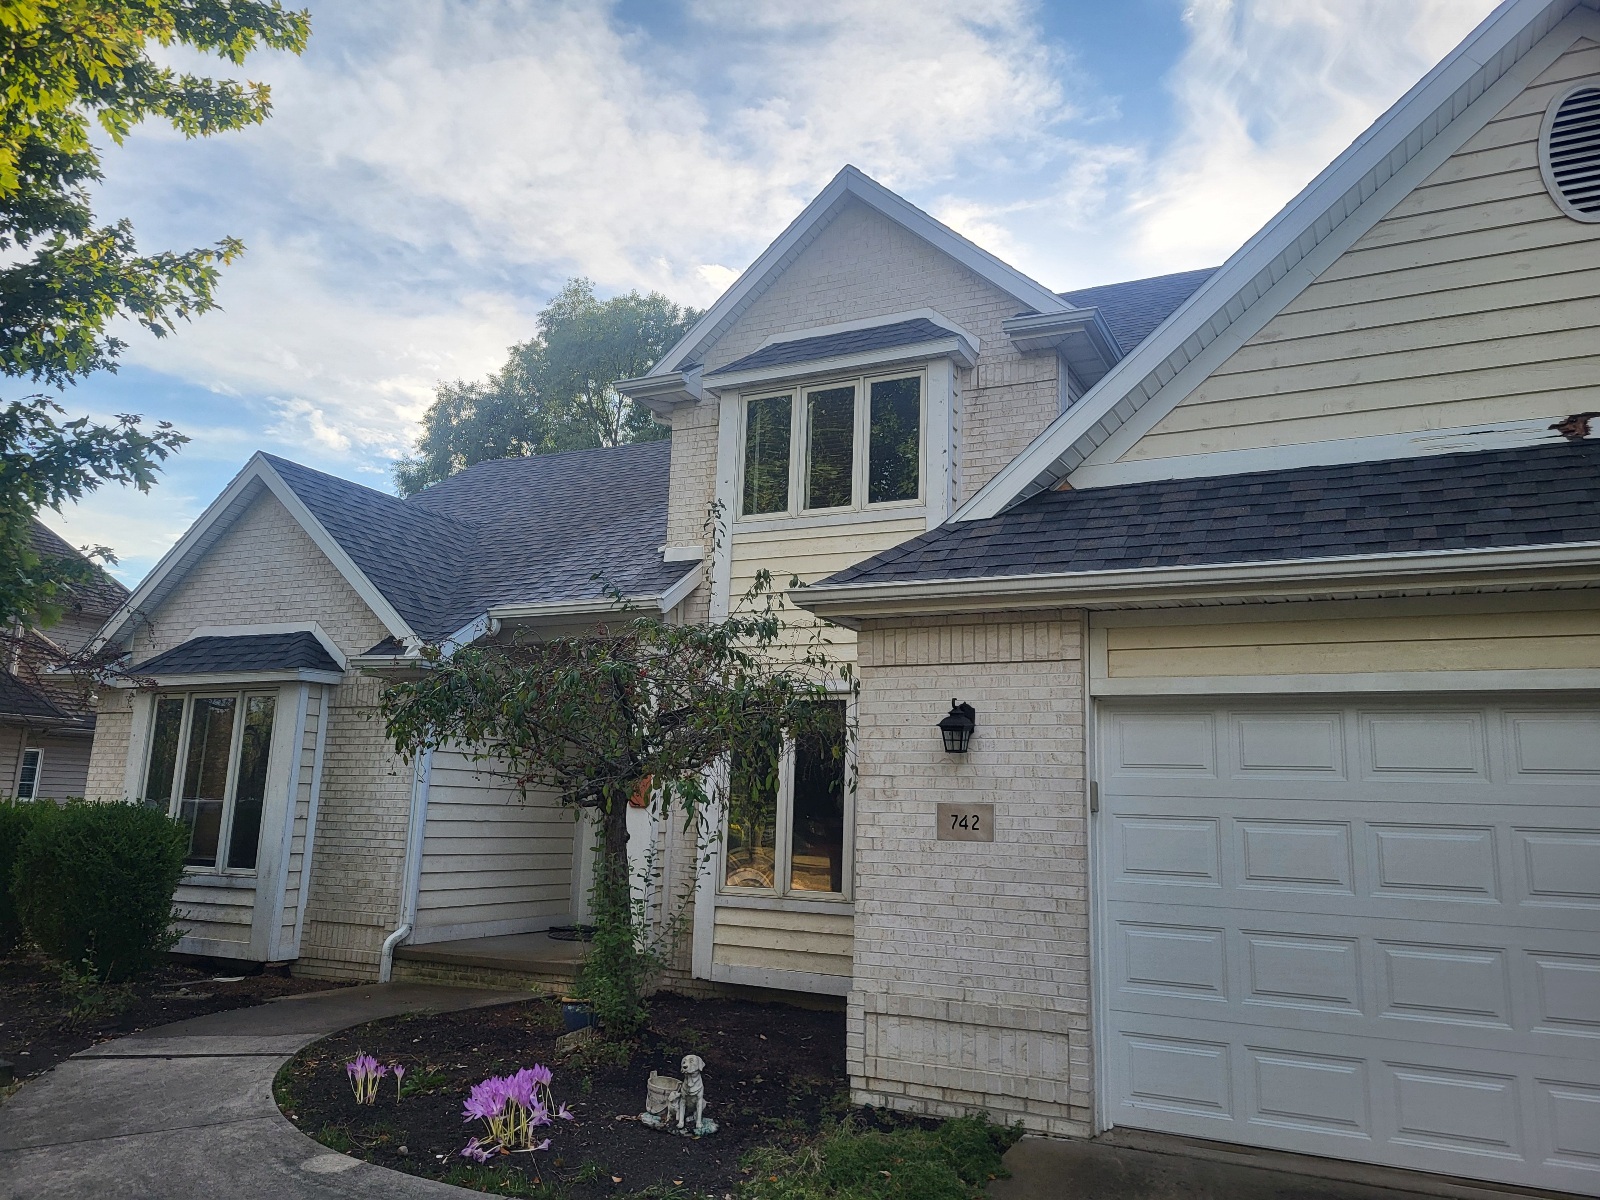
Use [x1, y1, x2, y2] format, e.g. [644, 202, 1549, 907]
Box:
[561, 1002, 596, 1031]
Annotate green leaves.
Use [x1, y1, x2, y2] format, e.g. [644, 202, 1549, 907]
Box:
[0, 1, 308, 633]
[394, 278, 700, 495]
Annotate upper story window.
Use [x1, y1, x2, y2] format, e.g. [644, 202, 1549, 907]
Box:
[141, 690, 276, 872]
[740, 372, 923, 519]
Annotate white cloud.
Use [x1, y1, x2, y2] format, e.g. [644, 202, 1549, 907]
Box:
[1119, 0, 1499, 274]
[64, 0, 1508, 571]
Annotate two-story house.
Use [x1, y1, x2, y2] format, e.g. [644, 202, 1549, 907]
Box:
[83, 1, 1599, 1193]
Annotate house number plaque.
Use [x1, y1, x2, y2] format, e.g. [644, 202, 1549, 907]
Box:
[936, 803, 994, 842]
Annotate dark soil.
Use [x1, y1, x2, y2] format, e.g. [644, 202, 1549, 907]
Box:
[0, 949, 346, 1080]
[274, 992, 854, 1198]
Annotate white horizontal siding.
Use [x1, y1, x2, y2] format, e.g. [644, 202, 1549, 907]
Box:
[411, 749, 575, 943]
[1123, 38, 1600, 464]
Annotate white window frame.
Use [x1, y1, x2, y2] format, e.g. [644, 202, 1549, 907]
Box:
[141, 689, 277, 876]
[736, 368, 927, 522]
[16, 747, 42, 800]
[719, 692, 856, 902]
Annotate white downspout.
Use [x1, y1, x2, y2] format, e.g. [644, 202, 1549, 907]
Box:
[379, 747, 432, 983]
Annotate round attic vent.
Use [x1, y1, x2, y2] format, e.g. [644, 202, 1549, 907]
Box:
[1540, 82, 1600, 222]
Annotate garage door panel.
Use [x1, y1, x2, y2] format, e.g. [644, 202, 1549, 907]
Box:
[1107, 1009, 1600, 1192]
[1099, 699, 1600, 1196]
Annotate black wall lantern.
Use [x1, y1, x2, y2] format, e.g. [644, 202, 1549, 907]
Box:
[939, 699, 976, 753]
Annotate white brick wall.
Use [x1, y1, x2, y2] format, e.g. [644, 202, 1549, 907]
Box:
[848, 612, 1091, 1134]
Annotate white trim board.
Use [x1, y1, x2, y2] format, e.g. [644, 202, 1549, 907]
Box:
[795, 541, 1600, 623]
[708, 963, 852, 998]
[959, 1, 1600, 520]
[1091, 668, 1600, 695]
[648, 166, 1067, 381]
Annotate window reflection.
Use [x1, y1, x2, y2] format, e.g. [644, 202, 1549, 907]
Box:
[790, 701, 846, 893]
[725, 729, 781, 888]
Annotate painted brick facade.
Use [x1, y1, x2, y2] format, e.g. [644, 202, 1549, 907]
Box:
[296, 671, 414, 979]
[848, 611, 1091, 1135]
[125, 492, 393, 663]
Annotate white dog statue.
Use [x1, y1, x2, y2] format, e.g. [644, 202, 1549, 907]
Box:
[640, 1054, 716, 1136]
[671, 1054, 707, 1133]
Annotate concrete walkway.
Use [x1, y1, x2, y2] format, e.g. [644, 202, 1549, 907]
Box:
[0, 982, 524, 1200]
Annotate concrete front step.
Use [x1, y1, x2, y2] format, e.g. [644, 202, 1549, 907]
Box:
[391, 931, 586, 994]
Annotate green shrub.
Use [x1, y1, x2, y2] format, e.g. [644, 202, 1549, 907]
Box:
[12, 800, 188, 981]
[740, 1114, 1020, 1200]
[0, 796, 45, 954]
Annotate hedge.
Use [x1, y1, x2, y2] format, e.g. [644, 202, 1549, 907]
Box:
[11, 800, 188, 981]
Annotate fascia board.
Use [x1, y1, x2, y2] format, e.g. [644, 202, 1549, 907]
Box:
[956, 0, 1582, 523]
[615, 366, 706, 416]
[651, 166, 1065, 377]
[657, 565, 703, 614]
[792, 541, 1600, 622]
[487, 591, 678, 624]
[108, 668, 345, 688]
[704, 336, 975, 392]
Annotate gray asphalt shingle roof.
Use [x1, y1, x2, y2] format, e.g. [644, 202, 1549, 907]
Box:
[706, 318, 953, 377]
[0, 672, 68, 722]
[818, 441, 1600, 589]
[28, 521, 130, 616]
[262, 441, 694, 643]
[135, 632, 342, 676]
[1059, 267, 1218, 355]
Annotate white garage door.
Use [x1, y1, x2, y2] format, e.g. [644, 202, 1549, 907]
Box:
[1097, 699, 1600, 1196]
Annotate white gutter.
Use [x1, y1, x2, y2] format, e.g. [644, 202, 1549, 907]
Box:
[792, 541, 1600, 624]
[378, 747, 432, 983]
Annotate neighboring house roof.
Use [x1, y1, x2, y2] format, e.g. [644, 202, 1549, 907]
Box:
[814, 441, 1600, 589]
[1058, 268, 1218, 357]
[28, 520, 130, 617]
[0, 671, 68, 723]
[98, 441, 698, 653]
[705, 317, 954, 377]
[135, 632, 342, 677]
[961, 0, 1600, 520]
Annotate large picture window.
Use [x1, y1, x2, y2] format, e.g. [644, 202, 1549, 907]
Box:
[738, 372, 922, 519]
[141, 691, 277, 871]
[723, 700, 850, 897]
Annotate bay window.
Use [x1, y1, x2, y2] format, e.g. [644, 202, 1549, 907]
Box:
[739, 372, 923, 519]
[141, 691, 277, 871]
[723, 700, 850, 897]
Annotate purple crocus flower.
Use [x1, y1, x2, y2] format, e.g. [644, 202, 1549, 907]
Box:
[556, 1103, 575, 1121]
[460, 1137, 493, 1164]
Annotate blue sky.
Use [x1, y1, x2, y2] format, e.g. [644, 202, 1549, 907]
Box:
[42, 0, 1498, 585]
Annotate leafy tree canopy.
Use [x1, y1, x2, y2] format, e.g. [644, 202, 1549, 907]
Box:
[395, 277, 701, 496]
[0, 0, 310, 633]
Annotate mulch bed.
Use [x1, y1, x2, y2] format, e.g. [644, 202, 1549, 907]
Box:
[0, 949, 346, 1080]
[274, 992, 852, 1198]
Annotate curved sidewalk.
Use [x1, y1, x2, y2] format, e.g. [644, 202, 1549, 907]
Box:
[0, 982, 524, 1200]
